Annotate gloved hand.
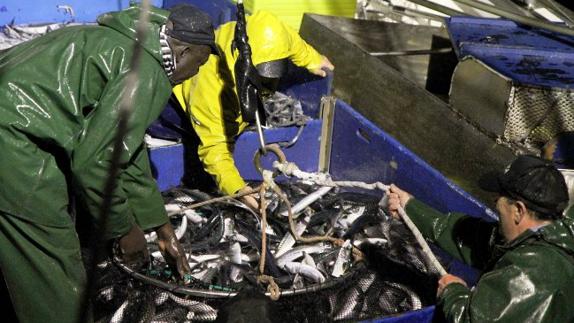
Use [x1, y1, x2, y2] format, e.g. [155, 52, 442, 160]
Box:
[118, 224, 150, 270]
[238, 185, 260, 212]
[155, 222, 192, 282]
[310, 55, 335, 77]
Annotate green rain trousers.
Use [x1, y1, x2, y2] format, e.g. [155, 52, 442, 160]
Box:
[0, 5, 172, 323]
[405, 199, 574, 322]
[0, 211, 87, 322]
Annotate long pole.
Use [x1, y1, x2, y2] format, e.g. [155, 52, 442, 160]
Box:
[80, 1, 151, 321]
[449, 0, 574, 36]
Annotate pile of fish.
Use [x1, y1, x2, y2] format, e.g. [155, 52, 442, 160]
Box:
[94, 181, 442, 322]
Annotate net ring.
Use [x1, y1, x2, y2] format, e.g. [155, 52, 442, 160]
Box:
[253, 144, 287, 175]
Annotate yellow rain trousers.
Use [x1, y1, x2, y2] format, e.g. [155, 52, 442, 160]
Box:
[173, 11, 324, 195]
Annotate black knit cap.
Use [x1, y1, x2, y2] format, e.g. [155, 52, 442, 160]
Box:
[166, 4, 218, 55]
[479, 155, 569, 217]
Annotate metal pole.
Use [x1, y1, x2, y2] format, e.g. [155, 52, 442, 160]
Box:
[537, 0, 574, 27]
[450, 0, 574, 36]
[404, 0, 468, 17]
[370, 48, 453, 56]
[80, 1, 151, 321]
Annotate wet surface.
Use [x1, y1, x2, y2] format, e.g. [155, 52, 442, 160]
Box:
[93, 184, 443, 322]
[447, 17, 574, 88]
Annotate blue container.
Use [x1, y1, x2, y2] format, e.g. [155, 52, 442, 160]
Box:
[149, 74, 495, 322]
[0, 0, 163, 25]
[446, 16, 574, 89]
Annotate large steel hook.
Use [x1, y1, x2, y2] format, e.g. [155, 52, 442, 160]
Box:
[253, 143, 287, 175]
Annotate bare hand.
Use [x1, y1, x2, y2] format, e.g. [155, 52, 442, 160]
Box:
[387, 184, 412, 219]
[437, 274, 467, 297]
[156, 222, 192, 282]
[238, 185, 259, 212]
[310, 55, 334, 77]
[118, 224, 150, 270]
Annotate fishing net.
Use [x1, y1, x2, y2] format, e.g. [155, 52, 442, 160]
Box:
[262, 91, 309, 128]
[93, 182, 443, 322]
[504, 85, 574, 149]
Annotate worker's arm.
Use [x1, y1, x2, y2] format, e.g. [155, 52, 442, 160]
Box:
[282, 21, 333, 75]
[193, 103, 247, 196]
[174, 59, 248, 196]
[121, 145, 169, 230]
[71, 54, 171, 240]
[387, 185, 496, 269]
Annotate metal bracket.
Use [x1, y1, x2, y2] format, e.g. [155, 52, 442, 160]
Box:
[318, 96, 337, 173]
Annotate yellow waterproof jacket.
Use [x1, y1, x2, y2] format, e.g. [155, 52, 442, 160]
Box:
[173, 11, 324, 195]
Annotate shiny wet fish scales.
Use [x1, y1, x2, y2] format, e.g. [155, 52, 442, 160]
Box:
[96, 185, 443, 322]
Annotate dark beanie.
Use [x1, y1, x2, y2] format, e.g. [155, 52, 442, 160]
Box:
[166, 4, 218, 55]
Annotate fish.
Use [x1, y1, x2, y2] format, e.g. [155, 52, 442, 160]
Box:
[228, 242, 243, 283]
[109, 299, 129, 323]
[343, 207, 386, 239]
[274, 213, 312, 258]
[332, 271, 376, 320]
[187, 214, 225, 253]
[352, 237, 388, 248]
[151, 307, 187, 323]
[331, 240, 353, 277]
[183, 209, 206, 224]
[283, 262, 326, 283]
[97, 185, 441, 322]
[145, 215, 187, 243]
[301, 251, 316, 268]
[279, 186, 334, 218]
[188, 253, 222, 269]
[275, 243, 330, 268]
[233, 217, 282, 277]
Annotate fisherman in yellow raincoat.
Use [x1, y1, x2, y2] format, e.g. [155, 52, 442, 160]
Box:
[173, 11, 334, 209]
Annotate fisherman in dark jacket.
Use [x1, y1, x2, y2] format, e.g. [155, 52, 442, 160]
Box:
[0, 4, 216, 323]
[387, 155, 574, 322]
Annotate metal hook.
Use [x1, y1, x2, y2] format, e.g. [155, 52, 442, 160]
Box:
[253, 143, 287, 175]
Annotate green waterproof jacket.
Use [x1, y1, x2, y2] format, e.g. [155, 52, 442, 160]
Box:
[405, 199, 574, 322]
[0, 6, 172, 239]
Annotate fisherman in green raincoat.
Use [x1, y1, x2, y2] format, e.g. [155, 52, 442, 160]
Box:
[387, 155, 574, 322]
[0, 4, 217, 323]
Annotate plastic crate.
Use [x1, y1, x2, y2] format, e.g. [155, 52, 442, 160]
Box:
[244, 0, 356, 31]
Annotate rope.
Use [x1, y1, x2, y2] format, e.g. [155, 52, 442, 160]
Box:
[256, 182, 282, 300]
[270, 183, 365, 260]
[258, 184, 268, 275]
[273, 161, 446, 276]
[256, 168, 364, 298]
[257, 275, 280, 301]
[180, 185, 261, 210]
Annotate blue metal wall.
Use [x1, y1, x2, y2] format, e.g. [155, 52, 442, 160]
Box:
[0, 0, 237, 26]
[329, 100, 495, 220]
[447, 17, 574, 89]
[0, 0, 163, 25]
[328, 100, 489, 322]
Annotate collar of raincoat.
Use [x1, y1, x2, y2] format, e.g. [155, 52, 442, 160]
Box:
[539, 216, 574, 256]
[497, 215, 574, 257]
[218, 11, 293, 68]
[97, 4, 169, 65]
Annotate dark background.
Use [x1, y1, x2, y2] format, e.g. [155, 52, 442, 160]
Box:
[556, 0, 574, 11]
